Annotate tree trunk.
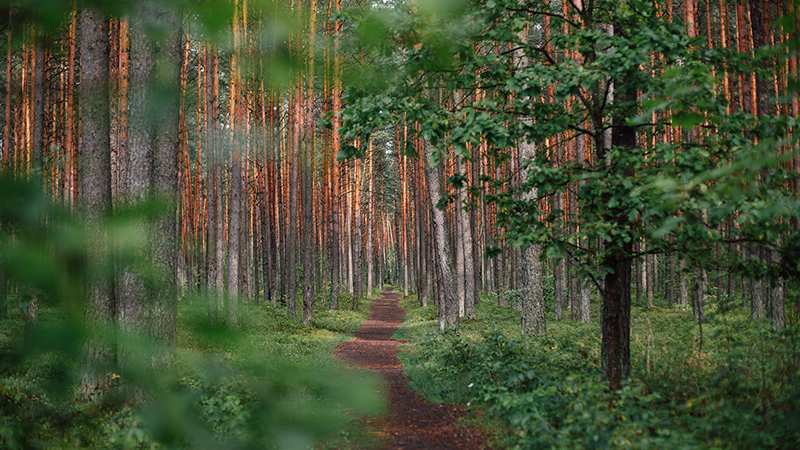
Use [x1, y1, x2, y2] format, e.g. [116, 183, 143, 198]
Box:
[518, 137, 546, 335]
[692, 268, 706, 324]
[553, 190, 565, 320]
[352, 159, 363, 308]
[204, 48, 219, 323]
[601, 242, 632, 391]
[3, 7, 12, 168]
[766, 245, 786, 332]
[79, 7, 114, 397]
[366, 142, 375, 297]
[119, 3, 153, 339]
[25, 36, 46, 327]
[150, 9, 181, 352]
[423, 141, 458, 332]
[227, 157, 241, 327]
[679, 259, 688, 306]
[259, 160, 274, 306]
[601, 72, 637, 390]
[458, 157, 477, 319]
[287, 105, 299, 315]
[0, 266, 7, 319]
[750, 245, 765, 321]
[302, 165, 314, 326]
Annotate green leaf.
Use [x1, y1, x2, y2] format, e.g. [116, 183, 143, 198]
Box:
[545, 243, 566, 260]
[672, 111, 704, 129]
[652, 216, 682, 239]
[403, 140, 419, 159]
[337, 144, 361, 161]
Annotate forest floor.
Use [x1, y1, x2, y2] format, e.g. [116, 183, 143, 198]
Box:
[334, 288, 491, 450]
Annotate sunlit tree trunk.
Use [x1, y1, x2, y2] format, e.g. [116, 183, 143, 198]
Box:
[352, 158, 364, 308]
[366, 141, 375, 297]
[24, 27, 46, 327]
[328, 0, 342, 308]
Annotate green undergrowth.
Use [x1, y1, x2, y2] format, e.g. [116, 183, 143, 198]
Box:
[395, 294, 800, 450]
[0, 292, 384, 449]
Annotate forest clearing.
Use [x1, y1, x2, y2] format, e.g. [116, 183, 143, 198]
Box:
[1, 0, 799, 448]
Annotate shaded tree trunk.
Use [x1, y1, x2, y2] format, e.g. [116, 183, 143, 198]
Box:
[79, 7, 114, 396]
[423, 141, 458, 332]
[227, 157, 242, 327]
[518, 138, 546, 335]
[301, 163, 314, 326]
[600, 70, 637, 390]
[150, 9, 181, 351]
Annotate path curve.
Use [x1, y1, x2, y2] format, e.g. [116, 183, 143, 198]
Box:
[334, 288, 490, 450]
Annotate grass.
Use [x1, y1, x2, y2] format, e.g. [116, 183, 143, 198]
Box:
[394, 292, 800, 450]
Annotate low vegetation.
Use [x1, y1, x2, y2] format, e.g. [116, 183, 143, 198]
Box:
[395, 293, 800, 450]
[0, 293, 383, 449]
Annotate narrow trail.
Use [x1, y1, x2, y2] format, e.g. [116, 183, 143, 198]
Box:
[334, 288, 490, 450]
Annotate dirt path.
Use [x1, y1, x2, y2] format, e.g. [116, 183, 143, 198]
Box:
[334, 288, 490, 450]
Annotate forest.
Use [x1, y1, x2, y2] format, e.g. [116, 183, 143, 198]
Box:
[0, 0, 798, 448]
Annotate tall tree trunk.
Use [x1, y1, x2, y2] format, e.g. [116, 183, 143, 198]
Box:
[553, 192, 565, 320]
[3, 7, 12, 169]
[458, 157, 477, 319]
[692, 268, 706, 324]
[679, 259, 689, 306]
[286, 95, 300, 315]
[301, 161, 314, 326]
[423, 141, 458, 332]
[227, 157, 241, 327]
[750, 245, 765, 320]
[150, 9, 181, 353]
[352, 158, 364, 308]
[119, 3, 154, 339]
[518, 138, 546, 335]
[25, 32, 46, 327]
[122, 3, 180, 363]
[600, 72, 637, 390]
[766, 244, 786, 331]
[576, 131, 590, 323]
[366, 142, 375, 297]
[31, 37, 44, 172]
[79, 7, 114, 396]
[260, 161, 274, 305]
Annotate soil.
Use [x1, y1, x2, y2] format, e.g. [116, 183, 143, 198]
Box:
[334, 288, 491, 450]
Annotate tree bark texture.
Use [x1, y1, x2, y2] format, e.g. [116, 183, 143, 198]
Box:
[423, 141, 458, 333]
[79, 7, 114, 396]
[518, 139, 546, 335]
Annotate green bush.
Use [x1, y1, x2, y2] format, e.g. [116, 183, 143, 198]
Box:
[396, 294, 800, 450]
